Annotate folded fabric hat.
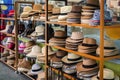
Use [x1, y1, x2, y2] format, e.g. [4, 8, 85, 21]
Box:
[19, 42, 26, 53]
[96, 40, 119, 57]
[28, 64, 43, 75]
[37, 71, 45, 80]
[36, 46, 55, 63]
[26, 45, 42, 58]
[76, 58, 99, 79]
[49, 30, 67, 47]
[91, 68, 119, 80]
[66, 32, 83, 51]
[7, 10, 15, 17]
[89, 10, 112, 26]
[78, 38, 98, 55]
[20, 6, 32, 18]
[62, 53, 82, 65]
[50, 50, 67, 68]
[30, 25, 44, 37]
[18, 59, 32, 72]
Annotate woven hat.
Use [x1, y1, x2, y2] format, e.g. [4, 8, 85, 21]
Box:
[19, 42, 26, 53]
[76, 58, 99, 72]
[28, 64, 43, 75]
[96, 40, 119, 57]
[7, 54, 15, 60]
[91, 68, 119, 80]
[31, 25, 44, 37]
[62, 53, 82, 64]
[26, 45, 42, 58]
[68, 0, 83, 3]
[18, 59, 32, 72]
[52, 7, 60, 15]
[61, 6, 72, 14]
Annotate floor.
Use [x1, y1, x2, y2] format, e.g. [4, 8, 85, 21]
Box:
[0, 62, 31, 80]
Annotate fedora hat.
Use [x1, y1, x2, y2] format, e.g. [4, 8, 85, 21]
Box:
[26, 45, 42, 58]
[62, 53, 82, 65]
[91, 68, 119, 80]
[96, 40, 119, 57]
[19, 42, 26, 53]
[18, 59, 32, 72]
[27, 64, 43, 75]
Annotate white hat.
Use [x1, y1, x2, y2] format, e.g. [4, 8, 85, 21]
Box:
[26, 45, 41, 58]
[61, 6, 72, 13]
[91, 68, 119, 80]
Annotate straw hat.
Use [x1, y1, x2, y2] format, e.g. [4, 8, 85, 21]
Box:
[7, 54, 15, 60]
[1, 49, 9, 57]
[68, 0, 83, 3]
[28, 64, 43, 75]
[76, 58, 99, 72]
[91, 68, 119, 80]
[26, 45, 42, 58]
[52, 7, 60, 15]
[61, 6, 72, 14]
[62, 53, 82, 64]
[31, 4, 42, 12]
[96, 40, 119, 57]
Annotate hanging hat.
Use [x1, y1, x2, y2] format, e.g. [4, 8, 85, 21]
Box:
[19, 42, 26, 53]
[18, 59, 32, 72]
[50, 50, 67, 68]
[28, 64, 43, 75]
[96, 40, 119, 57]
[91, 68, 119, 80]
[62, 53, 82, 65]
[7, 42, 15, 50]
[26, 45, 42, 58]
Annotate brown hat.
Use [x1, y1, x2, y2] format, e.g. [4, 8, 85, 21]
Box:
[43, 4, 53, 11]
[54, 30, 67, 38]
[76, 58, 99, 72]
[82, 6, 98, 10]
[32, 4, 42, 12]
[52, 7, 60, 15]
[86, 0, 99, 6]
[71, 6, 82, 12]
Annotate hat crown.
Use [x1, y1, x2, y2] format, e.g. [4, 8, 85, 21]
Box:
[54, 30, 66, 37]
[68, 53, 80, 60]
[83, 38, 96, 44]
[104, 40, 115, 47]
[23, 6, 32, 12]
[56, 51, 67, 57]
[71, 32, 83, 39]
[98, 68, 114, 79]
[35, 25, 44, 33]
[83, 58, 97, 66]
[33, 4, 42, 10]
[61, 6, 72, 13]
[31, 45, 41, 53]
[32, 64, 41, 70]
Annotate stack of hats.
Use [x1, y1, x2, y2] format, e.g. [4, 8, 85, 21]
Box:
[18, 42, 26, 54]
[81, 6, 97, 24]
[36, 46, 55, 64]
[78, 38, 98, 55]
[26, 45, 42, 58]
[66, 32, 84, 51]
[76, 58, 99, 79]
[18, 59, 32, 72]
[50, 50, 67, 69]
[62, 53, 82, 74]
[58, 6, 72, 22]
[27, 64, 43, 75]
[24, 40, 36, 54]
[67, 6, 82, 24]
[7, 53, 15, 66]
[49, 30, 67, 47]
[96, 40, 119, 57]
[91, 68, 119, 80]
[1, 49, 9, 62]
[49, 7, 61, 21]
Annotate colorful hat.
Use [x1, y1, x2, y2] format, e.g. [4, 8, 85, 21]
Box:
[91, 68, 119, 80]
[7, 10, 15, 17]
[26, 45, 42, 58]
[19, 42, 26, 53]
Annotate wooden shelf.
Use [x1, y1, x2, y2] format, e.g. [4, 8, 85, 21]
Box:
[0, 45, 15, 53]
[46, 21, 100, 29]
[22, 72, 35, 80]
[105, 24, 120, 28]
[46, 66, 76, 80]
[104, 55, 120, 61]
[0, 17, 15, 20]
[0, 32, 15, 37]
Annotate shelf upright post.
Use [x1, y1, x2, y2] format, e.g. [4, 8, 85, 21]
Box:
[99, 0, 105, 80]
[45, 0, 49, 80]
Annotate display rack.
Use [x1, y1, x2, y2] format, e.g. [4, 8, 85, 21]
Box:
[45, 0, 120, 80]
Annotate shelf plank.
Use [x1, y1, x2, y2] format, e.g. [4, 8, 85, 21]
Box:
[0, 32, 15, 37]
[22, 72, 35, 80]
[0, 45, 15, 53]
[0, 17, 15, 20]
[46, 21, 100, 29]
[46, 44, 100, 61]
[105, 24, 120, 28]
[104, 55, 120, 61]
[46, 66, 75, 80]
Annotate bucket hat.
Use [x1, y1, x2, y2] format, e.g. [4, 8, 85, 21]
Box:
[91, 68, 119, 80]
[28, 64, 43, 75]
[96, 40, 119, 57]
[26, 45, 42, 58]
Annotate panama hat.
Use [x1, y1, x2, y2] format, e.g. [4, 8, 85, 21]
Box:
[28, 64, 43, 75]
[26, 45, 42, 58]
[62, 53, 82, 65]
[91, 68, 119, 80]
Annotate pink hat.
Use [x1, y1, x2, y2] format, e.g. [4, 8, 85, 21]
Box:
[19, 42, 26, 53]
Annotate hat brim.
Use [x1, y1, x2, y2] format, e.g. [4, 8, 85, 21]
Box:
[30, 32, 44, 37]
[78, 44, 98, 50]
[26, 53, 41, 58]
[27, 69, 43, 75]
[66, 37, 83, 43]
[78, 48, 96, 54]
